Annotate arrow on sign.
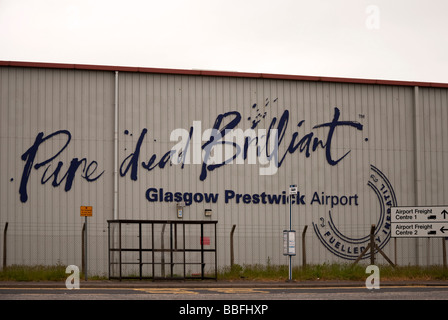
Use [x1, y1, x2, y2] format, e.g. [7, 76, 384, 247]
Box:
[442, 210, 448, 219]
[440, 226, 448, 234]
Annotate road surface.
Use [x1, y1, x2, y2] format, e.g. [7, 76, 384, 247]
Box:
[1, 283, 448, 300]
[1, 282, 444, 318]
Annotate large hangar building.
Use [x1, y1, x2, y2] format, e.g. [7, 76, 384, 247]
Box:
[1, 61, 447, 277]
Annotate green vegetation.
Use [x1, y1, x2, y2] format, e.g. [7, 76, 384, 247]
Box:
[0, 264, 68, 281]
[1, 263, 448, 281]
[219, 263, 448, 281]
[0, 263, 106, 281]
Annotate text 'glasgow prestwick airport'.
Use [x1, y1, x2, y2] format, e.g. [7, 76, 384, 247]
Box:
[146, 187, 359, 207]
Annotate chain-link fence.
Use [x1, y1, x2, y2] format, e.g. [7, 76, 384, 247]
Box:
[0, 220, 108, 276]
[2, 219, 448, 278]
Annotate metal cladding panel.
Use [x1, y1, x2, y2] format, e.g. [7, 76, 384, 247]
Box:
[419, 88, 448, 205]
[414, 87, 448, 265]
[1, 64, 448, 274]
[114, 73, 420, 265]
[0, 67, 114, 273]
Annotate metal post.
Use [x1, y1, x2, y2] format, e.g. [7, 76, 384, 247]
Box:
[84, 216, 88, 281]
[214, 222, 217, 280]
[3, 222, 8, 270]
[174, 223, 178, 250]
[288, 194, 292, 281]
[443, 238, 447, 269]
[230, 225, 236, 268]
[151, 222, 155, 281]
[370, 225, 375, 266]
[119, 221, 122, 281]
[170, 222, 173, 278]
[302, 225, 308, 270]
[139, 222, 142, 280]
[107, 222, 110, 280]
[82, 222, 85, 275]
[183, 223, 186, 279]
[161, 223, 166, 277]
[394, 238, 397, 266]
[201, 223, 204, 279]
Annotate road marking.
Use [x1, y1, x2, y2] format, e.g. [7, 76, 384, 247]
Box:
[134, 288, 198, 294]
[2, 285, 448, 294]
[204, 288, 270, 294]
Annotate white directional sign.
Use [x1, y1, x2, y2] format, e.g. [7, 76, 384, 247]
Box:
[391, 206, 448, 223]
[392, 222, 448, 238]
[391, 206, 448, 238]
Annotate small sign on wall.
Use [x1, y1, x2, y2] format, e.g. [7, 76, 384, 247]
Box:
[201, 237, 210, 245]
[80, 206, 92, 217]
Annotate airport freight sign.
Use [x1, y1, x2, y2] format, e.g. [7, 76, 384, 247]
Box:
[391, 206, 448, 238]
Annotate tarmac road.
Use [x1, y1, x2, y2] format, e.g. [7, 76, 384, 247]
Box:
[2, 284, 448, 300]
[1, 280, 446, 319]
[1, 279, 448, 300]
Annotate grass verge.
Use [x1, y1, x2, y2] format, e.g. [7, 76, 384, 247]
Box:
[0, 264, 106, 281]
[219, 263, 448, 281]
[1, 263, 448, 282]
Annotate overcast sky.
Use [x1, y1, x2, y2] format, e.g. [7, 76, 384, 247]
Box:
[1, 0, 447, 83]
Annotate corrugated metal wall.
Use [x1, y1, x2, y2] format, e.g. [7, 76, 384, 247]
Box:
[1, 65, 447, 275]
[419, 87, 448, 204]
[416, 87, 448, 265]
[0, 67, 114, 274]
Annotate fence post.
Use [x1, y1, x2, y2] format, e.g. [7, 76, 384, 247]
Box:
[302, 225, 308, 270]
[230, 225, 236, 268]
[3, 222, 8, 270]
[352, 224, 375, 266]
[443, 238, 447, 270]
[370, 224, 375, 265]
[352, 224, 395, 268]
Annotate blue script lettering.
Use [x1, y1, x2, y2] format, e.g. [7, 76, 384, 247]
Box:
[19, 130, 104, 203]
[120, 107, 363, 182]
[201, 107, 363, 179]
[200, 111, 242, 180]
[278, 107, 363, 166]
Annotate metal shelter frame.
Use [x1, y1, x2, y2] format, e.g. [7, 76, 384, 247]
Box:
[107, 220, 218, 281]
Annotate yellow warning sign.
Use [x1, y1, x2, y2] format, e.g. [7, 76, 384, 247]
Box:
[80, 206, 92, 217]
